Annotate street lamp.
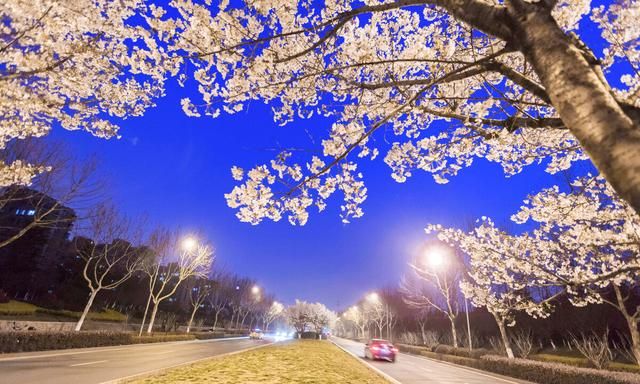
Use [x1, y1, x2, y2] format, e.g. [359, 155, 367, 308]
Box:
[251, 285, 260, 295]
[181, 236, 197, 252]
[424, 245, 473, 351]
[424, 245, 447, 269]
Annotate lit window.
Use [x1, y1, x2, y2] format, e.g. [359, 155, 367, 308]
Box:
[27, 210, 35, 216]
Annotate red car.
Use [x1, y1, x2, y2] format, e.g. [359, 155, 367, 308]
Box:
[364, 339, 398, 362]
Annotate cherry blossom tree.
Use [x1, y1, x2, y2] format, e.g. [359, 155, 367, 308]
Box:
[429, 175, 640, 361]
[1, 1, 174, 186]
[308, 302, 338, 339]
[286, 300, 312, 338]
[262, 300, 284, 331]
[146, 0, 640, 223]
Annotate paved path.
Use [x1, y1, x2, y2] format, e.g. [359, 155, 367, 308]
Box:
[333, 337, 533, 384]
[0, 336, 269, 384]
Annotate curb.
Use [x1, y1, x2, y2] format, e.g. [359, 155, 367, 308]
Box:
[331, 338, 402, 384]
[100, 341, 273, 384]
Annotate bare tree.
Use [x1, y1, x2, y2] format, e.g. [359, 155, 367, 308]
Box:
[73, 204, 146, 331]
[0, 140, 100, 249]
[570, 329, 614, 370]
[141, 230, 214, 334]
[207, 270, 233, 330]
[402, 247, 463, 347]
[186, 278, 211, 333]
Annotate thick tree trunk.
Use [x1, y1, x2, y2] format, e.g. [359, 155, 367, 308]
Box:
[75, 289, 98, 332]
[449, 317, 458, 348]
[510, 5, 640, 213]
[139, 291, 153, 337]
[146, 302, 159, 334]
[627, 317, 640, 366]
[613, 285, 640, 365]
[494, 314, 515, 359]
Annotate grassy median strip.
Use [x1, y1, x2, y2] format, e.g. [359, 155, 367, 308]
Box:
[131, 340, 389, 384]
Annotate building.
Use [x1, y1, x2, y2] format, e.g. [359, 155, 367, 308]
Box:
[0, 186, 76, 300]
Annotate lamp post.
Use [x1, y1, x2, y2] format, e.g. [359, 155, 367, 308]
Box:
[424, 246, 473, 351]
[367, 292, 389, 339]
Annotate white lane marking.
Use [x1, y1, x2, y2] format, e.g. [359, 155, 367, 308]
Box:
[0, 348, 130, 362]
[0, 336, 249, 362]
[99, 341, 274, 384]
[70, 360, 108, 367]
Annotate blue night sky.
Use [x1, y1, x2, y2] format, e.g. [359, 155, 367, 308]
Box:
[45, 4, 611, 310]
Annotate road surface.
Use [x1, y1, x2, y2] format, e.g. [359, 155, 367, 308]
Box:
[0, 336, 269, 384]
[333, 337, 533, 384]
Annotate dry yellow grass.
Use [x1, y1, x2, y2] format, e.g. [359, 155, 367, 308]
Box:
[131, 340, 389, 384]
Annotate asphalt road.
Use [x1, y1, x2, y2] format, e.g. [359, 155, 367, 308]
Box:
[333, 337, 533, 384]
[0, 336, 269, 384]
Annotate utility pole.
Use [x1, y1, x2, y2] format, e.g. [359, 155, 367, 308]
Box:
[465, 298, 472, 351]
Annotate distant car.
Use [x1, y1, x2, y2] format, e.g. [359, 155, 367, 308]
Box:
[249, 329, 264, 339]
[364, 339, 398, 362]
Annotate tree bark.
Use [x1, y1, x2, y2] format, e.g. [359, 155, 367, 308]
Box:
[494, 314, 515, 359]
[508, 4, 640, 213]
[627, 317, 640, 366]
[138, 291, 153, 337]
[614, 285, 640, 365]
[420, 322, 427, 346]
[186, 305, 199, 333]
[146, 302, 159, 334]
[75, 289, 98, 332]
[449, 317, 458, 348]
[213, 310, 220, 330]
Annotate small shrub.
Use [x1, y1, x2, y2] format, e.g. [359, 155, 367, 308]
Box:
[0, 332, 196, 353]
[489, 336, 507, 356]
[132, 334, 195, 344]
[421, 330, 442, 348]
[299, 331, 319, 339]
[192, 332, 226, 340]
[570, 330, 614, 369]
[398, 332, 420, 346]
[481, 355, 640, 384]
[0, 290, 9, 304]
[432, 344, 491, 359]
[0, 300, 38, 316]
[0, 331, 132, 353]
[397, 343, 429, 355]
[511, 329, 538, 359]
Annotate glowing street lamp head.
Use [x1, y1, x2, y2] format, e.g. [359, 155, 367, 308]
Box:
[367, 292, 380, 302]
[251, 285, 260, 295]
[181, 236, 197, 251]
[424, 246, 449, 269]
